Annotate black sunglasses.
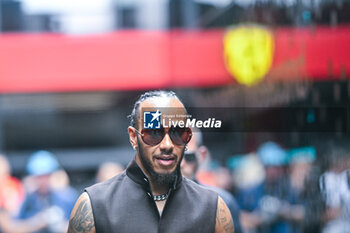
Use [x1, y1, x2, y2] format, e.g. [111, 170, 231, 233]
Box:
[135, 126, 192, 146]
[184, 152, 197, 163]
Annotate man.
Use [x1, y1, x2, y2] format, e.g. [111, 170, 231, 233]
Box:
[0, 154, 24, 215]
[67, 90, 234, 233]
[19, 150, 77, 233]
[319, 145, 350, 233]
[180, 130, 243, 233]
[0, 154, 48, 233]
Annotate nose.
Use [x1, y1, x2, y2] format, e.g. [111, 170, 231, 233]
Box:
[159, 132, 174, 153]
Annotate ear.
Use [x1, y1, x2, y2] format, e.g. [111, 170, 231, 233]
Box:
[128, 126, 138, 149]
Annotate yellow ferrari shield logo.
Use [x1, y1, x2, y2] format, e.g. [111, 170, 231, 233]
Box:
[224, 26, 274, 86]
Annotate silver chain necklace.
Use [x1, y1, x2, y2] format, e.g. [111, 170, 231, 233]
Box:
[153, 192, 168, 201]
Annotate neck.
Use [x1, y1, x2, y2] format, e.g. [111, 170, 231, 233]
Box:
[149, 179, 170, 195]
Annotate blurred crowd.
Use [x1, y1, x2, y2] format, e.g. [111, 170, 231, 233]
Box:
[0, 150, 125, 233]
[188, 137, 350, 233]
[0, 151, 78, 233]
[0, 134, 349, 233]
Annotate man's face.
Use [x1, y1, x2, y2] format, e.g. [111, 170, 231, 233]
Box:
[36, 174, 51, 195]
[129, 97, 188, 185]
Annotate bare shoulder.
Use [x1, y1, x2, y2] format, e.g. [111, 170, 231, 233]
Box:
[215, 196, 234, 233]
[67, 192, 96, 233]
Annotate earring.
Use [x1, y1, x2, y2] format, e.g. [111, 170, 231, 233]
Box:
[184, 146, 188, 151]
[133, 146, 136, 150]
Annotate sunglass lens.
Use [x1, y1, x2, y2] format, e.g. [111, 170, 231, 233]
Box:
[184, 152, 197, 163]
[142, 129, 164, 146]
[169, 127, 192, 146]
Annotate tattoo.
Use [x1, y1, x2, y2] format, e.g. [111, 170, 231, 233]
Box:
[68, 195, 95, 233]
[216, 197, 234, 233]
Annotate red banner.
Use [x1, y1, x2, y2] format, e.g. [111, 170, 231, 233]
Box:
[0, 26, 349, 93]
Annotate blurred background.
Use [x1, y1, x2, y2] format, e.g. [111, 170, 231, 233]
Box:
[0, 0, 350, 232]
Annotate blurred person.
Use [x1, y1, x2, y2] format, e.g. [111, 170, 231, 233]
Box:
[287, 147, 315, 198]
[68, 90, 233, 233]
[234, 142, 292, 233]
[194, 140, 219, 187]
[0, 154, 25, 216]
[277, 147, 317, 233]
[215, 167, 235, 192]
[181, 129, 243, 233]
[229, 154, 266, 233]
[256, 141, 290, 232]
[181, 130, 219, 187]
[319, 146, 350, 233]
[49, 169, 78, 217]
[18, 151, 77, 233]
[231, 154, 266, 233]
[230, 154, 266, 194]
[50, 170, 71, 190]
[299, 157, 325, 233]
[95, 162, 124, 183]
[0, 154, 48, 233]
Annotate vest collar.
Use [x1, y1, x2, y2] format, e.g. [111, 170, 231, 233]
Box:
[126, 157, 183, 191]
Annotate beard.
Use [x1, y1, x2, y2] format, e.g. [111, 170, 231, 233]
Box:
[137, 138, 183, 187]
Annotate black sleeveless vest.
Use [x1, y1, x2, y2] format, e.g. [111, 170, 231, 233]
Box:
[85, 159, 218, 233]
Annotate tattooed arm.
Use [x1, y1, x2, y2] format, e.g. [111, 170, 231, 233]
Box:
[215, 196, 234, 233]
[67, 192, 96, 233]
